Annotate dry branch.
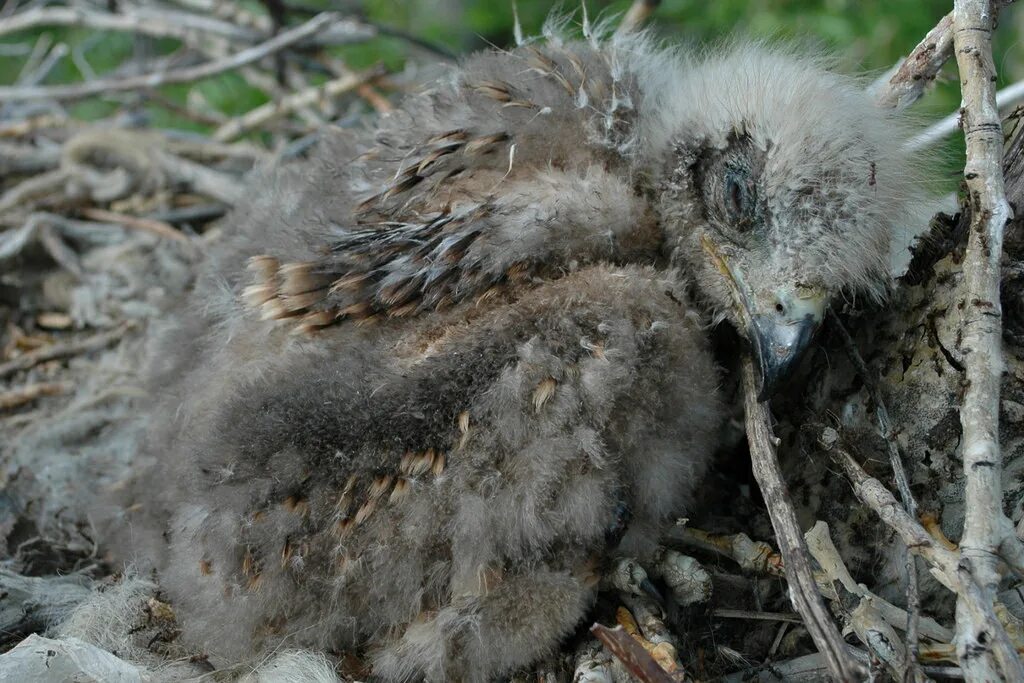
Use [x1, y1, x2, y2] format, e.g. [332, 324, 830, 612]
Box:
[0, 382, 71, 411]
[590, 623, 675, 683]
[804, 520, 952, 643]
[0, 12, 341, 102]
[78, 208, 187, 243]
[213, 67, 385, 142]
[875, 12, 954, 111]
[0, 323, 137, 381]
[818, 428, 1024, 681]
[820, 429, 959, 589]
[908, 79, 1024, 150]
[829, 311, 925, 678]
[951, 0, 1024, 678]
[617, 0, 661, 35]
[0, 6, 260, 44]
[741, 359, 863, 682]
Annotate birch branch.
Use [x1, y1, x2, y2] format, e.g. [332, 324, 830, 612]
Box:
[828, 311, 925, 679]
[907, 79, 1024, 150]
[617, 0, 661, 35]
[951, 2, 1024, 678]
[874, 12, 954, 111]
[818, 427, 1024, 681]
[212, 67, 385, 142]
[0, 12, 341, 102]
[0, 5, 260, 43]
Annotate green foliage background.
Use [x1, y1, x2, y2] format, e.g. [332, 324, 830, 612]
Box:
[351, 0, 1015, 117]
[2, 1, 1022, 172]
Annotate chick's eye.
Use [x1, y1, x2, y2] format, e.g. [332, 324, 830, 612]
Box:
[723, 168, 754, 229]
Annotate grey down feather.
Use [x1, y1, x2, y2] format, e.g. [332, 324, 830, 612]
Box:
[105, 20, 932, 683]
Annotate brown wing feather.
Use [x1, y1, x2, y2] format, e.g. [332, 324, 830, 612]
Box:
[242, 40, 646, 333]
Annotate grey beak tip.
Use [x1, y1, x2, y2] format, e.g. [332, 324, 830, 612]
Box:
[751, 314, 820, 401]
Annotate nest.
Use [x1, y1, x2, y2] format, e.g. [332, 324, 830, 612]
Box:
[1, 1, 1024, 681]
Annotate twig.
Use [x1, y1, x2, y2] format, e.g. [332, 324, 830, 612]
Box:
[36, 222, 84, 279]
[0, 141, 60, 176]
[951, 0, 1024, 679]
[821, 429, 959, 587]
[722, 650, 871, 683]
[320, 55, 394, 114]
[0, 381, 71, 410]
[17, 40, 68, 90]
[161, 0, 377, 47]
[907, 79, 1024, 150]
[0, 322, 136, 380]
[0, 114, 71, 138]
[212, 66, 385, 142]
[808, 522, 911, 681]
[0, 12, 341, 102]
[958, 559, 1024, 680]
[154, 151, 246, 205]
[829, 311, 925, 678]
[713, 609, 803, 623]
[818, 428, 1024, 681]
[741, 358, 863, 682]
[164, 0, 271, 33]
[874, 12, 954, 111]
[0, 6, 261, 43]
[590, 623, 675, 683]
[78, 208, 188, 243]
[804, 520, 952, 643]
[667, 526, 784, 576]
[616, 0, 661, 35]
[0, 169, 69, 218]
[851, 600, 909, 680]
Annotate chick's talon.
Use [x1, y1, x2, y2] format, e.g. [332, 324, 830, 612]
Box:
[652, 548, 712, 607]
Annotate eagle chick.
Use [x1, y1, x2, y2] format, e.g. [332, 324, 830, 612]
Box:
[113, 25, 929, 683]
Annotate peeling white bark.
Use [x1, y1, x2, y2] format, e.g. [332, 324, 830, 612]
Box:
[951, 0, 1024, 679]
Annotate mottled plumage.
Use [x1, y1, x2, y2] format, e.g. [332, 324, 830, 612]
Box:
[112, 22, 928, 682]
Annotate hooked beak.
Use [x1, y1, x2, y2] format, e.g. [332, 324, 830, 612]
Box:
[747, 291, 824, 400]
[700, 235, 826, 400]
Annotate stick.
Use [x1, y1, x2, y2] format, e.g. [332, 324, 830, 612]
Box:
[829, 312, 925, 678]
[951, 1, 1024, 679]
[0, 169, 68, 217]
[0, 382, 71, 410]
[590, 623, 675, 683]
[875, 12, 954, 111]
[0, 6, 260, 43]
[78, 208, 188, 243]
[804, 520, 953, 642]
[616, 0, 661, 35]
[741, 358, 863, 681]
[0, 12, 341, 102]
[213, 67, 384, 142]
[821, 429, 959, 587]
[818, 428, 1024, 681]
[0, 323, 136, 380]
[713, 609, 803, 623]
[907, 79, 1024, 150]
